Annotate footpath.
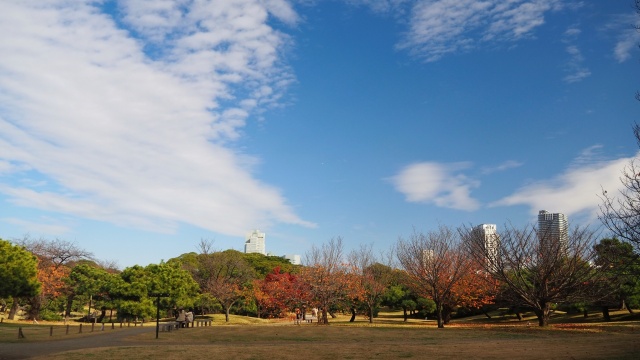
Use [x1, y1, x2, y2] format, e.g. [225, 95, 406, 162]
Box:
[0, 325, 155, 359]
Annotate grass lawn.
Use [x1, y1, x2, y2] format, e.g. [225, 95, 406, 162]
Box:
[2, 310, 639, 359]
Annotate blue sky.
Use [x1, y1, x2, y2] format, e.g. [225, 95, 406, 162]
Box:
[1, 0, 638, 268]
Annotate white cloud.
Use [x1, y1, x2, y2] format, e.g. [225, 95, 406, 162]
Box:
[1, 217, 71, 236]
[491, 149, 635, 221]
[560, 25, 590, 84]
[481, 160, 523, 175]
[0, 0, 314, 237]
[390, 162, 480, 211]
[563, 45, 591, 83]
[396, 0, 563, 61]
[605, 13, 640, 63]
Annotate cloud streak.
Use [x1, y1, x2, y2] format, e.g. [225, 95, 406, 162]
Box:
[396, 0, 564, 61]
[492, 148, 634, 220]
[0, 0, 314, 237]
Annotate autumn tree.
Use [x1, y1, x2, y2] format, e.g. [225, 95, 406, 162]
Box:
[395, 226, 471, 328]
[0, 239, 40, 320]
[252, 267, 304, 318]
[300, 237, 352, 324]
[462, 223, 604, 327]
[188, 250, 255, 322]
[15, 237, 92, 320]
[347, 244, 393, 323]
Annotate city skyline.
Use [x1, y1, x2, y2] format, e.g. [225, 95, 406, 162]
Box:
[0, 1, 638, 268]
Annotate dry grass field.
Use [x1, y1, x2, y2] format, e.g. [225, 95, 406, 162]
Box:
[1, 310, 639, 359]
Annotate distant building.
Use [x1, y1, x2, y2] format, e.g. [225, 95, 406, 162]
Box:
[473, 224, 499, 271]
[245, 230, 266, 255]
[422, 249, 435, 267]
[284, 254, 301, 265]
[537, 210, 568, 251]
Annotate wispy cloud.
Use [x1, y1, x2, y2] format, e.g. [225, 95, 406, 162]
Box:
[2, 217, 71, 236]
[0, 1, 314, 237]
[608, 13, 640, 63]
[491, 147, 634, 220]
[561, 25, 590, 83]
[390, 162, 480, 211]
[395, 0, 564, 62]
[481, 160, 523, 175]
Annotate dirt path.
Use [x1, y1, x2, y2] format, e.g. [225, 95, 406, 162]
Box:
[0, 326, 156, 359]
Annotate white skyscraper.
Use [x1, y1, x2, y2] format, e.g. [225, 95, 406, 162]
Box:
[474, 224, 498, 271]
[244, 230, 266, 255]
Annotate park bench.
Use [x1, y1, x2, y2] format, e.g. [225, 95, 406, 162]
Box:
[160, 322, 180, 332]
[194, 319, 212, 327]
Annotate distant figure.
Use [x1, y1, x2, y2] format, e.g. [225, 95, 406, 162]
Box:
[295, 308, 301, 325]
[185, 309, 194, 328]
[176, 308, 186, 328]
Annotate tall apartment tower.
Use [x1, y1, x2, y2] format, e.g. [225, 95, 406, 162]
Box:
[537, 210, 568, 248]
[244, 230, 266, 255]
[474, 224, 499, 270]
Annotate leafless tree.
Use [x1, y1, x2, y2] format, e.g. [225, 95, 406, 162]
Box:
[347, 244, 393, 323]
[462, 223, 604, 327]
[599, 124, 640, 252]
[12, 236, 93, 319]
[17, 236, 94, 268]
[395, 226, 471, 328]
[301, 237, 351, 324]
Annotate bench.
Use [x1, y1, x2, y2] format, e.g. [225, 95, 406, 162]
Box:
[160, 322, 180, 332]
[194, 319, 212, 327]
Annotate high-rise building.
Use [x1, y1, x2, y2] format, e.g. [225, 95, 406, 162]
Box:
[474, 224, 499, 271]
[244, 230, 266, 255]
[284, 254, 301, 265]
[537, 210, 568, 250]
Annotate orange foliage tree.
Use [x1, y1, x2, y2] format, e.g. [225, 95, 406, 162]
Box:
[347, 244, 393, 323]
[395, 226, 472, 328]
[252, 267, 307, 318]
[299, 237, 353, 324]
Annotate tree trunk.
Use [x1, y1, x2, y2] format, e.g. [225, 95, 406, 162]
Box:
[534, 303, 550, 327]
[481, 308, 492, 319]
[515, 312, 523, 321]
[436, 303, 444, 328]
[27, 295, 42, 321]
[321, 307, 328, 324]
[402, 306, 408, 322]
[97, 306, 106, 323]
[602, 306, 611, 322]
[8, 298, 19, 320]
[224, 305, 230, 322]
[369, 306, 374, 324]
[442, 306, 452, 325]
[65, 294, 74, 317]
[349, 307, 356, 322]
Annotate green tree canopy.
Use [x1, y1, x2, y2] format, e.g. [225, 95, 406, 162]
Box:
[0, 239, 41, 299]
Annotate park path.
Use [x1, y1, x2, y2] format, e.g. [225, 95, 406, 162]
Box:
[0, 325, 156, 359]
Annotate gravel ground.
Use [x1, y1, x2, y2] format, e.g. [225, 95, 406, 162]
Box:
[0, 326, 156, 359]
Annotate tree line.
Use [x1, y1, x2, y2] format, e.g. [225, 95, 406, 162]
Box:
[2, 127, 640, 327]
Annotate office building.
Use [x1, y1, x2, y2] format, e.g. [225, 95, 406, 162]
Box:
[537, 210, 568, 250]
[244, 230, 266, 255]
[284, 254, 301, 265]
[474, 224, 499, 271]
